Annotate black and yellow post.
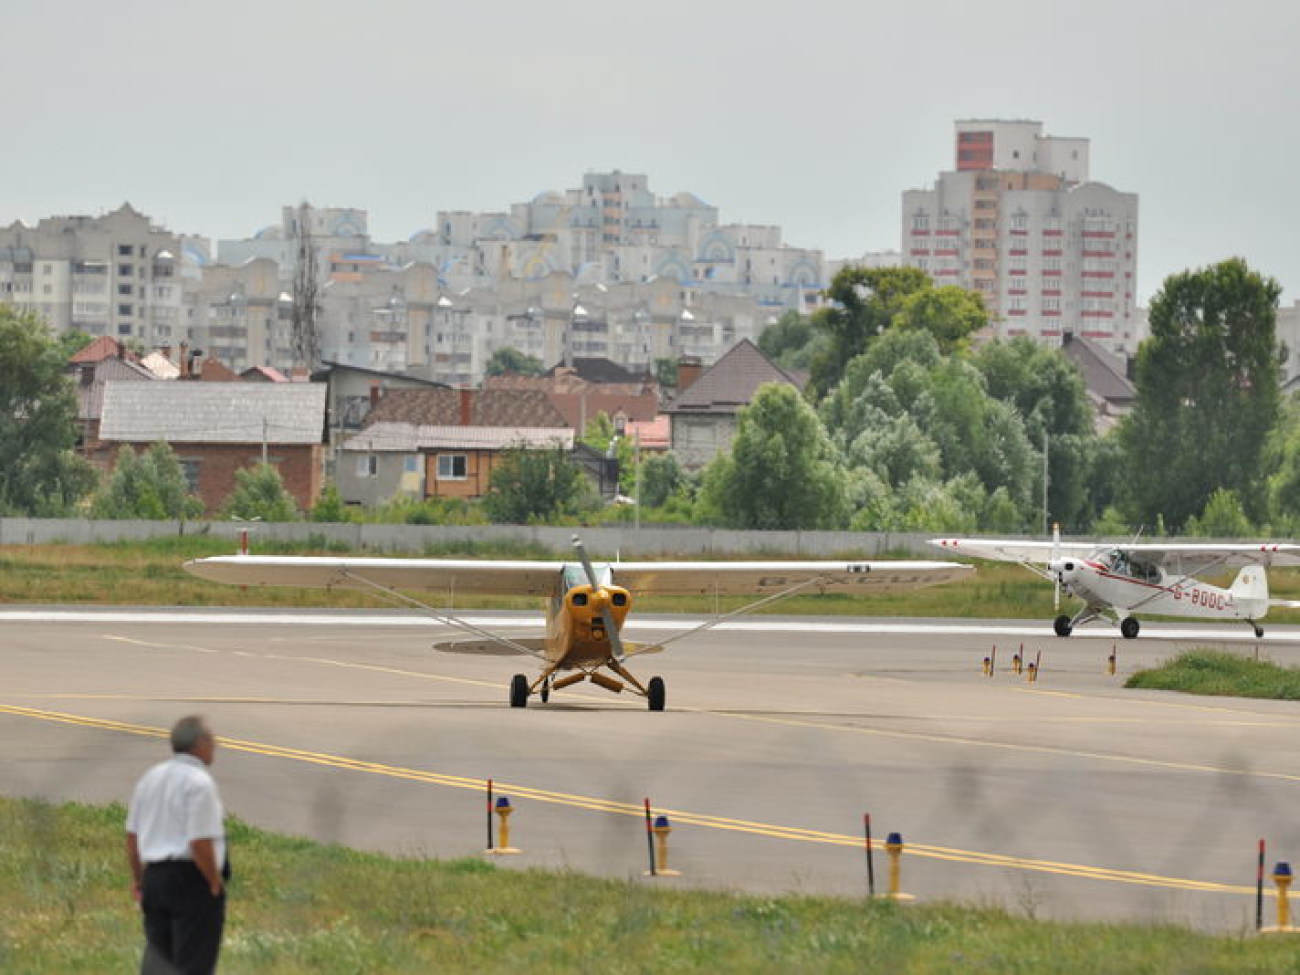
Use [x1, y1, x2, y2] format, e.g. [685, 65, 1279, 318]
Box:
[1011, 644, 1023, 675]
[1107, 644, 1117, 676]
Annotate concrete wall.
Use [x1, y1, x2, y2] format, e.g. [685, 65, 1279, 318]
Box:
[0, 517, 947, 559]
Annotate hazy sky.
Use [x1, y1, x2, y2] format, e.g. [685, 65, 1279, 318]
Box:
[5, 0, 1297, 305]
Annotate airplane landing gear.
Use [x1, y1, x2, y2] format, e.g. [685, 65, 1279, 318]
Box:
[647, 676, 666, 711]
[1253, 622, 1264, 638]
[540, 677, 551, 703]
[1053, 614, 1073, 637]
[509, 673, 529, 708]
[1120, 616, 1140, 640]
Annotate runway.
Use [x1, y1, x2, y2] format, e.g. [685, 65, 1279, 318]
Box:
[4, 607, 1300, 932]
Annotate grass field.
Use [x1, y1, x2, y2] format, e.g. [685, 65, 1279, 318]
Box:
[3, 798, 1296, 975]
[6, 537, 1300, 625]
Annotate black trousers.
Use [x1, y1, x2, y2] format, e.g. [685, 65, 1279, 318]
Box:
[140, 861, 225, 975]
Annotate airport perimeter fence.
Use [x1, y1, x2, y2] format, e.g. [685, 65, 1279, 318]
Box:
[0, 517, 947, 560]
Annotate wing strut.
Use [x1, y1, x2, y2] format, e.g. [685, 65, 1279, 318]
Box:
[639, 575, 832, 653]
[336, 568, 544, 658]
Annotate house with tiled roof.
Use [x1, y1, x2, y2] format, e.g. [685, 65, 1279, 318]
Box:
[664, 339, 804, 470]
[485, 357, 661, 437]
[97, 381, 327, 513]
[338, 387, 585, 505]
[66, 340, 157, 456]
[1060, 333, 1136, 432]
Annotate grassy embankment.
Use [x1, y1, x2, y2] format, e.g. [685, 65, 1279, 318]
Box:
[3, 797, 1295, 975]
[1127, 649, 1300, 699]
[5, 536, 1300, 623]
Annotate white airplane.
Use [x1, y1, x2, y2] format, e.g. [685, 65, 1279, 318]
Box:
[931, 533, 1300, 639]
[184, 537, 971, 710]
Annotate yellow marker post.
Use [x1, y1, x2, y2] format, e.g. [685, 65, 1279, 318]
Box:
[1107, 645, 1117, 676]
[645, 815, 682, 877]
[876, 831, 915, 902]
[1262, 862, 1296, 933]
[486, 796, 520, 855]
[1026, 661, 1038, 683]
[1011, 644, 1023, 675]
[981, 655, 992, 677]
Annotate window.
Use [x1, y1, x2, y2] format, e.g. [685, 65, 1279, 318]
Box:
[118, 264, 133, 277]
[437, 454, 468, 480]
[403, 456, 420, 474]
[118, 244, 133, 256]
[118, 304, 133, 317]
[356, 455, 378, 477]
[118, 284, 133, 296]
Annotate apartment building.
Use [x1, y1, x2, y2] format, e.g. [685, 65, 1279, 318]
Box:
[0, 204, 202, 348]
[902, 120, 1141, 354]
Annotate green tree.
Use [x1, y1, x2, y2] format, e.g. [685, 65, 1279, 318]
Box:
[0, 307, 97, 514]
[1185, 487, 1253, 537]
[1119, 258, 1282, 530]
[893, 286, 987, 355]
[970, 338, 1098, 531]
[309, 482, 356, 522]
[638, 452, 684, 509]
[482, 444, 597, 524]
[758, 310, 823, 371]
[91, 442, 204, 519]
[697, 384, 848, 530]
[221, 464, 299, 522]
[653, 358, 678, 390]
[485, 347, 545, 377]
[809, 266, 931, 398]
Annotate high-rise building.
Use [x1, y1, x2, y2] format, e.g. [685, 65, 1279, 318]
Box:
[902, 120, 1140, 353]
[0, 204, 202, 348]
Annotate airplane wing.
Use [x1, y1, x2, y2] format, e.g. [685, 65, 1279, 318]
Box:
[183, 555, 566, 596]
[610, 559, 971, 595]
[185, 555, 971, 597]
[929, 538, 1097, 564]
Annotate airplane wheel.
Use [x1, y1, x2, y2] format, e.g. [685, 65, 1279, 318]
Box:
[540, 678, 550, 703]
[647, 676, 666, 712]
[1120, 616, 1140, 640]
[509, 673, 528, 708]
[1254, 624, 1265, 638]
[1053, 614, 1073, 637]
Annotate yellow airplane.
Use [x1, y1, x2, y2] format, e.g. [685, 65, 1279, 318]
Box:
[185, 537, 971, 710]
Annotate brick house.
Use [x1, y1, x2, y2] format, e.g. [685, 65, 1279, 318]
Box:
[97, 381, 327, 514]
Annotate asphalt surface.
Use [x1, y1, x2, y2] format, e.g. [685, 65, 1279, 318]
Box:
[4, 607, 1300, 932]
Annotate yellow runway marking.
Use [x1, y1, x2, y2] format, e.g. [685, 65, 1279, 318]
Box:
[0, 703, 1264, 899]
[696, 707, 1300, 786]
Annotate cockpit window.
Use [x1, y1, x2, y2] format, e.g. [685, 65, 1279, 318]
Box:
[562, 563, 611, 590]
[1102, 550, 1161, 583]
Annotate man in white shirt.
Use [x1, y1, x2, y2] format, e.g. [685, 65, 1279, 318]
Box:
[126, 715, 228, 974]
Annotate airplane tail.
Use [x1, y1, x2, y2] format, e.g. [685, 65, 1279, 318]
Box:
[1230, 566, 1270, 619]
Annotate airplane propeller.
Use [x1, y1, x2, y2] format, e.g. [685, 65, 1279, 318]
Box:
[572, 535, 626, 663]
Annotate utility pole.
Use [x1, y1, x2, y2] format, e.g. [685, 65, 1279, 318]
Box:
[291, 201, 320, 375]
[1042, 429, 1050, 534]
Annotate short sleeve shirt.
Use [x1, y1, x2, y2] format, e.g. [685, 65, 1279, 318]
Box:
[126, 753, 225, 867]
